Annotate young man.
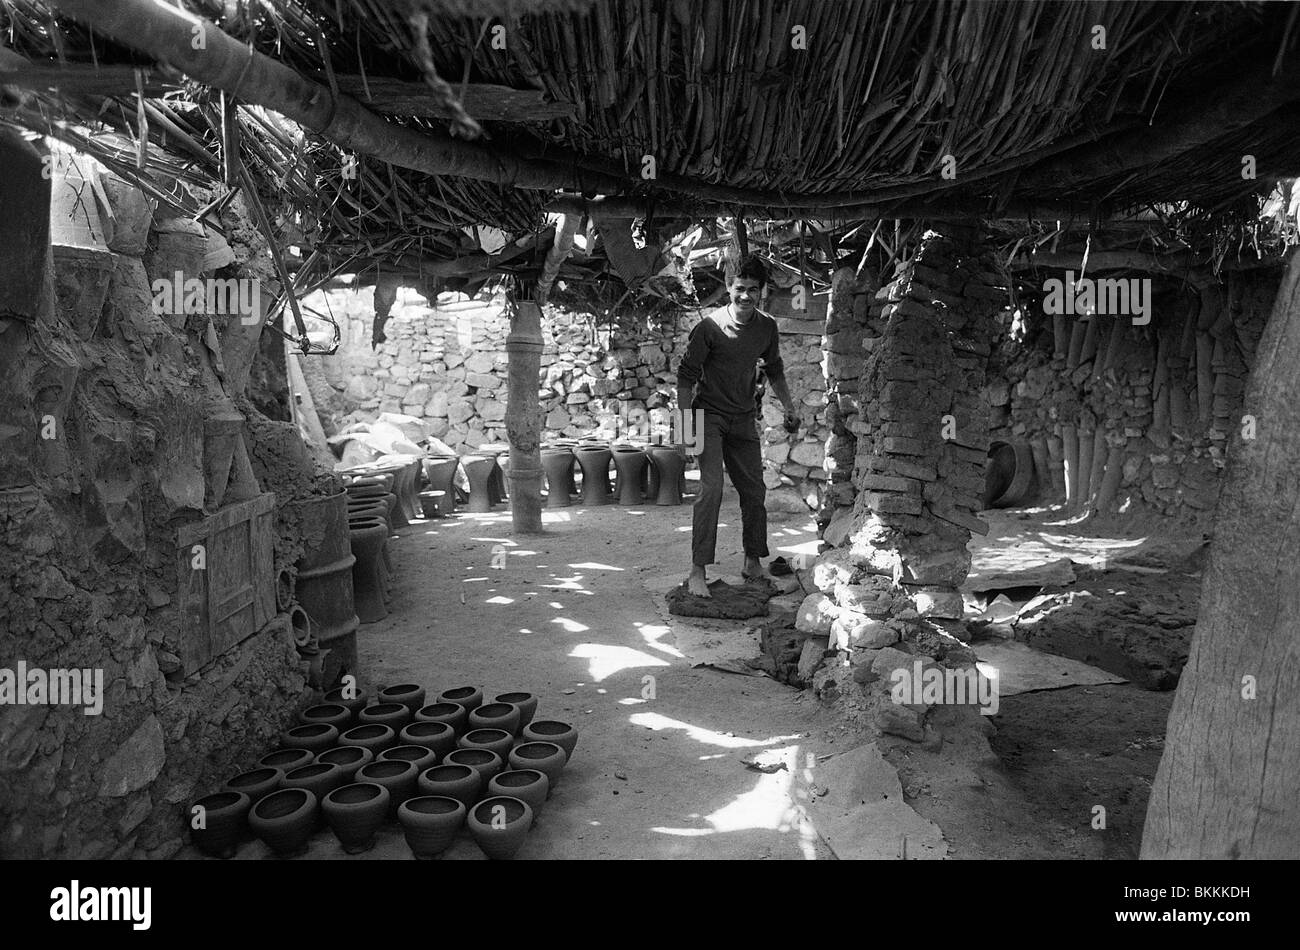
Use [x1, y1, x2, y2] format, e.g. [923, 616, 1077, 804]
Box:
[675, 254, 799, 598]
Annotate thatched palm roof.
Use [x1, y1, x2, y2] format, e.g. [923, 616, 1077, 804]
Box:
[3, 0, 1298, 292]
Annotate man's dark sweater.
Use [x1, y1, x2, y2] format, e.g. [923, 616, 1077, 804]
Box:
[676, 306, 783, 415]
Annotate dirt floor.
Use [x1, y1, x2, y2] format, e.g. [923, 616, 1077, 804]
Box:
[195, 489, 1200, 860]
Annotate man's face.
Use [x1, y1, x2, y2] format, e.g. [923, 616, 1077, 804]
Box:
[730, 277, 762, 315]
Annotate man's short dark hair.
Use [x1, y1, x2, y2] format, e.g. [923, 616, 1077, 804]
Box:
[733, 254, 768, 287]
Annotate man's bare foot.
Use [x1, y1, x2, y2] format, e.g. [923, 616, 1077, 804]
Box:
[687, 565, 711, 598]
[741, 556, 767, 581]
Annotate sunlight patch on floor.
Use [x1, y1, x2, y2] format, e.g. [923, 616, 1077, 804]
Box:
[569, 643, 671, 680]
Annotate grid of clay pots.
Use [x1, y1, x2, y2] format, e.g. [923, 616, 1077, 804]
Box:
[188, 683, 578, 860]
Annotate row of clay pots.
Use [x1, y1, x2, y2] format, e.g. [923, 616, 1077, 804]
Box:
[345, 480, 394, 624]
[542, 443, 687, 507]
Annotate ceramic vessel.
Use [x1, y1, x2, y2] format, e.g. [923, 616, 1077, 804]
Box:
[467, 796, 533, 860]
[280, 723, 340, 752]
[521, 720, 578, 763]
[358, 702, 413, 731]
[416, 764, 482, 809]
[223, 767, 283, 805]
[493, 692, 538, 729]
[356, 759, 419, 816]
[398, 795, 466, 859]
[399, 720, 457, 757]
[338, 723, 397, 753]
[487, 769, 548, 825]
[379, 744, 439, 775]
[437, 686, 483, 712]
[468, 702, 521, 736]
[281, 762, 347, 808]
[189, 791, 251, 859]
[414, 702, 469, 735]
[298, 703, 353, 730]
[444, 748, 504, 786]
[323, 686, 369, 718]
[322, 782, 390, 854]
[248, 788, 317, 858]
[314, 745, 373, 783]
[377, 684, 427, 712]
[507, 742, 567, 795]
[457, 727, 513, 760]
[258, 748, 315, 775]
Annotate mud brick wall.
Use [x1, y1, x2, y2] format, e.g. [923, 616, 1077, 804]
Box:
[1, 138, 318, 859]
[983, 268, 1276, 524]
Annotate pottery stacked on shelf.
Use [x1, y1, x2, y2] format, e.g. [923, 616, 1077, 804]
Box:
[189, 682, 576, 860]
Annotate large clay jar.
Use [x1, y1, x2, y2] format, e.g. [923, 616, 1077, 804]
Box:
[399, 720, 457, 758]
[507, 742, 567, 796]
[258, 748, 315, 775]
[415, 702, 469, 735]
[521, 720, 579, 763]
[611, 445, 648, 505]
[468, 702, 521, 736]
[421, 457, 459, 515]
[223, 767, 284, 805]
[248, 788, 317, 857]
[493, 692, 538, 729]
[314, 745, 374, 784]
[379, 744, 439, 775]
[445, 748, 504, 786]
[467, 796, 533, 860]
[322, 782, 390, 855]
[541, 447, 575, 508]
[460, 455, 498, 513]
[298, 703, 353, 731]
[323, 686, 369, 719]
[189, 790, 251, 859]
[398, 795, 467, 860]
[416, 764, 482, 809]
[487, 769, 549, 825]
[575, 444, 614, 505]
[339, 723, 397, 754]
[457, 728, 513, 760]
[356, 759, 419, 816]
[646, 446, 686, 505]
[378, 683, 426, 712]
[349, 521, 389, 623]
[281, 762, 348, 819]
[358, 702, 413, 732]
[437, 685, 483, 713]
[280, 723, 340, 753]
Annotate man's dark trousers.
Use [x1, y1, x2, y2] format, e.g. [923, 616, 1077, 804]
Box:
[691, 409, 769, 567]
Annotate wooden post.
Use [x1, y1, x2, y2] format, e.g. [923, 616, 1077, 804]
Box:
[1086, 429, 1108, 511]
[505, 295, 544, 534]
[1094, 443, 1126, 514]
[1076, 429, 1095, 508]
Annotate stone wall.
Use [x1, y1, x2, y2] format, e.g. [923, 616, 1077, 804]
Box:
[0, 137, 320, 859]
[306, 284, 837, 507]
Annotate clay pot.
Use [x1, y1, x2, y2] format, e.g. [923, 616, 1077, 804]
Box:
[398, 795, 467, 859]
[399, 720, 457, 757]
[378, 684, 427, 712]
[258, 748, 315, 775]
[356, 759, 419, 816]
[280, 723, 340, 753]
[298, 703, 353, 730]
[418, 490, 445, 519]
[494, 692, 539, 729]
[322, 782, 390, 855]
[358, 702, 413, 731]
[521, 720, 579, 763]
[467, 796, 533, 860]
[323, 686, 369, 718]
[248, 788, 317, 858]
[508, 742, 567, 795]
[189, 790, 251, 859]
[458, 728, 514, 760]
[314, 745, 374, 783]
[416, 764, 483, 809]
[338, 723, 397, 754]
[487, 769, 549, 825]
[415, 702, 469, 735]
[223, 767, 284, 805]
[444, 748, 504, 786]
[379, 744, 439, 775]
[437, 686, 483, 712]
[281, 762, 348, 809]
[468, 702, 522, 736]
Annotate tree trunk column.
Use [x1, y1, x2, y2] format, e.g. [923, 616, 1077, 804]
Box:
[505, 297, 544, 534]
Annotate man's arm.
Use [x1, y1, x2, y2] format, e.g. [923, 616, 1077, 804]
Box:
[675, 320, 710, 414]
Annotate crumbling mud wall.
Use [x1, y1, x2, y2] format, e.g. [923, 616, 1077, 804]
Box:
[0, 136, 321, 859]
